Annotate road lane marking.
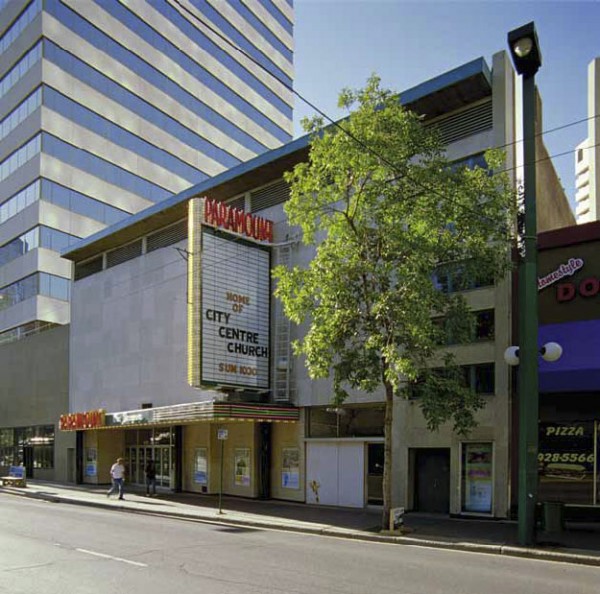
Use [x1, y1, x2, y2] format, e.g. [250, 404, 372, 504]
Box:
[75, 548, 148, 567]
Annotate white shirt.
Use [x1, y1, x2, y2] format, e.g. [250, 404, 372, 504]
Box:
[110, 463, 125, 479]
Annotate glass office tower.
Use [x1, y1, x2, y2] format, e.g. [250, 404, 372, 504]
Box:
[0, 0, 293, 342]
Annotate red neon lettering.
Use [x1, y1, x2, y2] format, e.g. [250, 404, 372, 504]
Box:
[204, 199, 214, 225]
[234, 209, 245, 234]
[556, 283, 575, 302]
[265, 220, 273, 242]
[579, 277, 599, 297]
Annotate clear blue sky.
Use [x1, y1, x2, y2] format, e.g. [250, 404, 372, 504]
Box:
[293, 0, 600, 211]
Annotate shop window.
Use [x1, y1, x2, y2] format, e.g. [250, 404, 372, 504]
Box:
[461, 442, 493, 513]
[306, 406, 385, 438]
[538, 421, 595, 505]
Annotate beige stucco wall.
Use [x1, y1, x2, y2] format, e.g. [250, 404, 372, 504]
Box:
[270, 418, 305, 502]
[182, 423, 212, 493]
[82, 430, 126, 485]
[183, 422, 258, 497]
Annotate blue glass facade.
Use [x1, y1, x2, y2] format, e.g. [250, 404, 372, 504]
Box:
[0, 0, 293, 332]
[0, 225, 80, 268]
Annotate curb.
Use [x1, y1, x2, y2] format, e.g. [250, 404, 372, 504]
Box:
[3, 486, 600, 567]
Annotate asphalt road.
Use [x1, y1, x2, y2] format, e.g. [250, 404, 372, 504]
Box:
[0, 494, 598, 594]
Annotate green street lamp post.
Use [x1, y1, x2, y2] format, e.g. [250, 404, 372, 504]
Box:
[507, 22, 543, 546]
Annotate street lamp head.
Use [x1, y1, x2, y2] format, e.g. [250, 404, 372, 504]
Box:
[541, 342, 563, 363]
[504, 342, 563, 366]
[513, 37, 533, 59]
[507, 22, 542, 78]
[504, 346, 520, 366]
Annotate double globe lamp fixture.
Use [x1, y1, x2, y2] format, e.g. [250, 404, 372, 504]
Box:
[504, 342, 563, 367]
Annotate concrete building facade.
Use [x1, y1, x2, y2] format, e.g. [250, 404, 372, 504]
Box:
[575, 58, 600, 224]
[60, 52, 573, 515]
[0, 0, 294, 481]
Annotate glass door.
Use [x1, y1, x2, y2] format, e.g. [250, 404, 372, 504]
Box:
[126, 429, 175, 490]
[156, 445, 172, 488]
[367, 443, 384, 505]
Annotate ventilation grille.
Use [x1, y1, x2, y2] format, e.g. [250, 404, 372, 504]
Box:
[251, 179, 290, 212]
[427, 99, 493, 145]
[226, 195, 246, 211]
[272, 244, 296, 403]
[74, 255, 103, 281]
[147, 220, 188, 253]
[106, 239, 142, 268]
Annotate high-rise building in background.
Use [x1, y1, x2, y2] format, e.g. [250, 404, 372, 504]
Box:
[0, 0, 294, 343]
[575, 58, 599, 223]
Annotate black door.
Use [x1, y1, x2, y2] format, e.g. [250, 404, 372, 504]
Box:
[23, 446, 34, 478]
[415, 448, 450, 513]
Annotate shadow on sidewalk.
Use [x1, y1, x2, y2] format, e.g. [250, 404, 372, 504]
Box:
[8, 481, 600, 553]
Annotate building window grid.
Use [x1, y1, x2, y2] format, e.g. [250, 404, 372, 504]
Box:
[0, 225, 80, 268]
[0, 41, 42, 100]
[0, 87, 41, 143]
[0, 320, 58, 346]
[435, 309, 495, 345]
[0, 272, 70, 311]
[410, 363, 495, 399]
[0, 179, 40, 224]
[0, 178, 131, 227]
[0, 134, 41, 184]
[0, 424, 54, 469]
[0, 1, 41, 57]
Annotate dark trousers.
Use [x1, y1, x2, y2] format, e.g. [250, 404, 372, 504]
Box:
[146, 476, 156, 495]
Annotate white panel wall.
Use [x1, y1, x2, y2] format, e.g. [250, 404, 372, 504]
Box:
[70, 240, 215, 413]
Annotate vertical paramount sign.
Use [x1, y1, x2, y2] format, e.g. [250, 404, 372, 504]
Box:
[188, 197, 272, 391]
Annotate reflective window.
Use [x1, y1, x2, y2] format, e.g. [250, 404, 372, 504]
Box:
[14, 425, 54, 469]
[253, 0, 293, 34]
[109, 0, 291, 120]
[0, 134, 41, 184]
[43, 134, 170, 203]
[0, 180, 40, 224]
[0, 272, 70, 311]
[45, 88, 203, 182]
[46, 2, 288, 147]
[0, 320, 58, 346]
[40, 179, 130, 225]
[45, 41, 239, 170]
[0, 88, 42, 143]
[228, 0, 292, 61]
[166, 0, 292, 90]
[0, 227, 38, 267]
[0, 41, 42, 100]
[0, 0, 42, 57]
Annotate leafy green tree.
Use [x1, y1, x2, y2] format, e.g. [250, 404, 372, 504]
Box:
[273, 76, 515, 528]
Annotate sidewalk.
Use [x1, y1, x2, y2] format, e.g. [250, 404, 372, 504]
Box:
[2, 480, 600, 567]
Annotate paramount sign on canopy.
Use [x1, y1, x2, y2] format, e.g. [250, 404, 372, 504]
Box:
[203, 198, 273, 243]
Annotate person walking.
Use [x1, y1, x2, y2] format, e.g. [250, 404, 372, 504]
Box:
[107, 457, 126, 500]
[145, 458, 157, 497]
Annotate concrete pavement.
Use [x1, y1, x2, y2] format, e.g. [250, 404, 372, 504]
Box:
[2, 480, 600, 567]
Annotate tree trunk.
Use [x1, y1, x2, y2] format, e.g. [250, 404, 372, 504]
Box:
[381, 380, 394, 530]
